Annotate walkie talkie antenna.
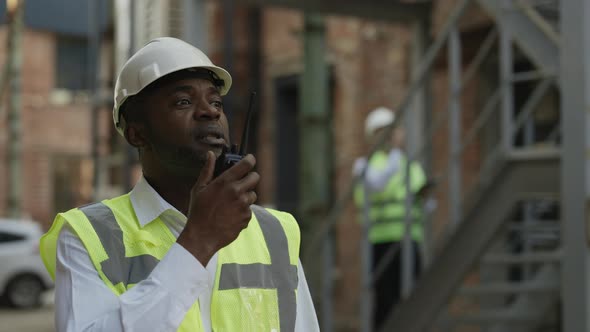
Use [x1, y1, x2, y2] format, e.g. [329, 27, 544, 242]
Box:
[239, 91, 256, 155]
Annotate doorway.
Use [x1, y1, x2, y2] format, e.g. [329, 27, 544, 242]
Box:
[274, 75, 300, 218]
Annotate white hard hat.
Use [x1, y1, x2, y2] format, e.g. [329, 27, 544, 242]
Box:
[365, 106, 395, 138]
[113, 37, 233, 136]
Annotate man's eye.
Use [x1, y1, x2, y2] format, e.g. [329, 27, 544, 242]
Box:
[212, 101, 223, 108]
[176, 99, 191, 106]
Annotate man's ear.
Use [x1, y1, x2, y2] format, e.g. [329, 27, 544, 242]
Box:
[124, 122, 149, 149]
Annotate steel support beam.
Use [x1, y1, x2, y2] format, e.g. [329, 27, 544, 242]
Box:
[448, 26, 462, 227]
[231, 0, 429, 23]
[478, 0, 559, 77]
[410, 18, 433, 267]
[360, 184, 373, 332]
[124, 0, 137, 192]
[222, 0, 235, 124]
[400, 17, 432, 302]
[499, 19, 514, 153]
[89, 0, 104, 201]
[182, 0, 208, 50]
[408, 19, 431, 171]
[560, 0, 590, 331]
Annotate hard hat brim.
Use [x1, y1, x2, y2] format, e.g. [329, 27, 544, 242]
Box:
[114, 65, 233, 137]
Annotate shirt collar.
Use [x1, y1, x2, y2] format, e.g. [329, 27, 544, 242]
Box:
[129, 175, 186, 227]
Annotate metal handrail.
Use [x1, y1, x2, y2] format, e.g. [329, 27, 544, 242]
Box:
[461, 28, 499, 90]
[459, 88, 502, 154]
[512, 78, 555, 136]
[515, 0, 560, 45]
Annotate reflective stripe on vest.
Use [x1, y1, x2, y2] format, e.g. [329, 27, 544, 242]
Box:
[79, 203, 297, 331]
[368, 197, 423, 223]
[80, 203, 159, 286]
[219, 205, 297, 332]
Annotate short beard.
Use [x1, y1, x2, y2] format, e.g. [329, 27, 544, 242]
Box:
[145, 127, 208, 181]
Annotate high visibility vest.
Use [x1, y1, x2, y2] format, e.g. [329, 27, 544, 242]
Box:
[40, 194, 300, 332]
[354, 150, 426, 244]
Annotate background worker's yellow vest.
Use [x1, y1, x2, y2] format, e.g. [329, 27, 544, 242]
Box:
[354, 150, 426, 244]
[40, 194, 300, 332]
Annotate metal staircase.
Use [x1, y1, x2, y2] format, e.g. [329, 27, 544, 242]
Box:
[377, 1, 564, 331]
[383, 150, 561, 331]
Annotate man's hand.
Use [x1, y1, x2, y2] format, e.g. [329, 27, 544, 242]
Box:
[177, 151, 260, 265]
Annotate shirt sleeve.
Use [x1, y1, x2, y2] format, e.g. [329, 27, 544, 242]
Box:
[54, 225, 209, 332]
[295, 260, 320, 332]
[364, 148, 402, 192]
[352, 157, 368, 177]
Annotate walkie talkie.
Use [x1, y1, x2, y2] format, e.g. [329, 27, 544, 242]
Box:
[213, 92, 256, 177]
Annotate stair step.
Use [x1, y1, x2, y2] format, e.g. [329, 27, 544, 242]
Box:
[482, 250, 562, 264]
[382, 151, 560, 332]
[451, 310, 542, 325]
[511, 70, 556, 83]
[458, 282, 559, 296]
[517, 192, 560, 201]
[507, 222, 560, 232]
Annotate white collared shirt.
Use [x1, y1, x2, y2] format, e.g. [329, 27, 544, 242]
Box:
[54, 176, 319, 332]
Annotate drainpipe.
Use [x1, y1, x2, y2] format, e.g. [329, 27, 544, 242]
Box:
[6, 0, 24, 218]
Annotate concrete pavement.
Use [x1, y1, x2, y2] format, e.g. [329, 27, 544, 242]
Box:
[0, 291, 54, 332]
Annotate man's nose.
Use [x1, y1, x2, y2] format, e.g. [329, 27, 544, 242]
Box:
[194, 101, 221, 120]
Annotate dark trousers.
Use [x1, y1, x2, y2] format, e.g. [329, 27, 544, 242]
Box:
[372, 241, 421, 330]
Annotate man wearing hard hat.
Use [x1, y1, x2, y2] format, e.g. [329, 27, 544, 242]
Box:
[353, 107, 428, 329]
[40, 37, 319, 331]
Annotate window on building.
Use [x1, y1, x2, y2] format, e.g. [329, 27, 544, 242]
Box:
[274, 75, 300, 219]
[55, 35, 93, 91]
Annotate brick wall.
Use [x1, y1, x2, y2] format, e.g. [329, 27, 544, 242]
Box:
[0, 28, 108, 228]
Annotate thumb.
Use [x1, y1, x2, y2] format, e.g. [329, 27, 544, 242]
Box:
[195, 151, 216, 189]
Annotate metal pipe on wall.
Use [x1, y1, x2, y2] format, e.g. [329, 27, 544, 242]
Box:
[124, 0, 137, 192]
[299, 12, 332, 332]
[448, 26, 462, 229]
[222, 0, 235, 125]
[89, 0, 103, 201]
[5, 0, 24, 218]
[247, 6, 261, 157]
[499, 12, 515, 153]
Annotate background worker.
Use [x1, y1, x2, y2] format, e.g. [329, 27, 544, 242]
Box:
[353, 106, 428, 330]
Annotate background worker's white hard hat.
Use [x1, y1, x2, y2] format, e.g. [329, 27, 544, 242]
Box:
[112, 37, 233, 137]
[365, 106, 396, 138]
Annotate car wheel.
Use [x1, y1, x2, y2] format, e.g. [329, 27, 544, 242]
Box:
[5, 275, 43, 309]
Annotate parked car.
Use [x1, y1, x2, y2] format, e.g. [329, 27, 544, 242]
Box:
[0, 219, 53, 309]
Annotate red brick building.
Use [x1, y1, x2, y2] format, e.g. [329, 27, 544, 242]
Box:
[0, 1, 114, 228]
